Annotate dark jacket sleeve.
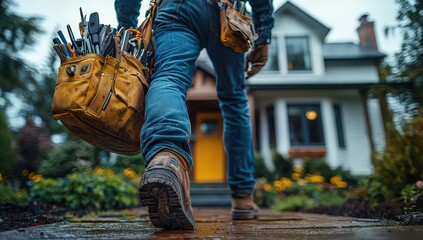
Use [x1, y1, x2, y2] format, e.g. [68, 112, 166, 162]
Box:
[249, 0, 274, 45]
[115, 0, 142, 29]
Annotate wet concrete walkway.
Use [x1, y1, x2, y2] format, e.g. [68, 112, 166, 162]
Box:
[0, 207, 422, 239]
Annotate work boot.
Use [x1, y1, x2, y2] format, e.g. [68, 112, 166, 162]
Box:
[139, 151, 195, 230]
[231, 194, 258, 220]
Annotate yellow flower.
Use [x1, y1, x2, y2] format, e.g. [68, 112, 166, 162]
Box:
[305, 174, 325, 183]
[273, 180, 285, 191]
[124, 168, 137, 179]
[330, 175, 348, 188]
[316, 184, 323, 190]
[28, 172, 35, 179]
[30, 174, 44, 183]
[297, 179, 307, 186]
[105, 169, 115, 177]
[22, 169, 29, 177]
[336, 181, 348, 188]
[93, 167, 104, 175]
[330, 175, 342, 185]
[0, 173, 3, 182]
[293, 165, 303, 174]
[263, 183, 272, 192]
[280, 177, 293, 188]
[292, 172, 301, 181]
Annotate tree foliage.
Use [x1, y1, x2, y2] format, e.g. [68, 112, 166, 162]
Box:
[0, 111, 15, 179]
[0, 0, 43, 109]
[387, 0, 423, 112]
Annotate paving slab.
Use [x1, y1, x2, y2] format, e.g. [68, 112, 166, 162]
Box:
[0, 208, 422, 239]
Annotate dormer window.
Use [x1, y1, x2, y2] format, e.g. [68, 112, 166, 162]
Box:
[285, 36, 312, 72]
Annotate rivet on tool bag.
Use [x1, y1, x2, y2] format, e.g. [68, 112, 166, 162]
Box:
[51, 0, 161, 155]
[218, 0, 258, 52]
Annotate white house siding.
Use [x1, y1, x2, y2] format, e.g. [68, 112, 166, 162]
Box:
[367, 98, 386, 153]
[325, 61, 380, 83]
[253, 90, 374, 175]
[339, 96, 373, 175]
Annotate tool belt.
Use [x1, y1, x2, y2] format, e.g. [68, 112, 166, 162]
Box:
[218, 0, 258, 52]
[51, 1, 160, 155]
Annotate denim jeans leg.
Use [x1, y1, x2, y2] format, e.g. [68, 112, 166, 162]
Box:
[206, 34, 256, 195]
[140, 23, 202, 167]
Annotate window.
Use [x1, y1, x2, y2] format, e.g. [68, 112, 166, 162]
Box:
[334, 105, 346, 148]
[288, 104, 324, 146]
[285, 36, 312, 71]
[266, 105, 276, 148]
[262, 37, 279, 71]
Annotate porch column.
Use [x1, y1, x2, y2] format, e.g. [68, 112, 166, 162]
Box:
[321, 99, 339, 168]
[275, 100, 289, 157]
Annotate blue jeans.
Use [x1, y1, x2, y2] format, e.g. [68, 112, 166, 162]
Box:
[140, 0, 256, 194]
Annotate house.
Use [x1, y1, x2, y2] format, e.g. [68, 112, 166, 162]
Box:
[187, 0, 386, 190]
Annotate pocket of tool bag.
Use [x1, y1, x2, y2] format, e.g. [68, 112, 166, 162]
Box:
[218, 0, 257, 53]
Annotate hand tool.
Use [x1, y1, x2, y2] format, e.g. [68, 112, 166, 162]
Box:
[79, 7, 93, 53]
[53, 44, 66, 61]
[67, 24, 82, 55]
[88, 12, 101, 54]
[120, 30, 130, 53]
[100, 32, 115, 57]
[57, 30, 72, 58]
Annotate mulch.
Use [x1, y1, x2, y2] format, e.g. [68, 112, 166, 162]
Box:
[0, 204, 71, 232]
[306, 198, 423, 225]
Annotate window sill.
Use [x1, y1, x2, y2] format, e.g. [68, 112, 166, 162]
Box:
[288, 147, 326, 158]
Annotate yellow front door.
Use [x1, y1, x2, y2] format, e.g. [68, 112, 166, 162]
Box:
[194, 112, 225, 183]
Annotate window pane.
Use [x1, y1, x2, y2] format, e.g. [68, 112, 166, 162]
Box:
[266, 105, 276, 148]
[288, 108, 304, 145]
[286, 37, 312, 71]
[288, 105, 324, 146]
[305, 107, 323, 144]
[334, 105, 346, 148]
[262, 37, 279, 71]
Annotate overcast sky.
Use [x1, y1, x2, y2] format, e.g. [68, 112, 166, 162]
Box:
[13, 0, 402, 65]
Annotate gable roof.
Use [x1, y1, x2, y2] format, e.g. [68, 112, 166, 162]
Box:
[323, 42, 385, 61]
[274, 1, 331, 40]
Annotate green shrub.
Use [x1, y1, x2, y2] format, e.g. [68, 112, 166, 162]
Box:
[271, 195, 317, 211]
[254, 152, 274, 181]
[315, 191, 348, 207]
[30, 171, 138, 210]
[0, 183, 29, 206]
[109, 154, 144, 174]
[401, 183, 423, 213]
[372, 116, 423, 198]
[272, 151, 292, 180]
[39, 139, 96, 178]
[0, 112, 15, 179]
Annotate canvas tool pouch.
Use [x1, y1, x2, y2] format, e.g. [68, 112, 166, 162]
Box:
[51, 0, 161, 155]
[218, 0, 258, 52]
[52, 53, 149, 155]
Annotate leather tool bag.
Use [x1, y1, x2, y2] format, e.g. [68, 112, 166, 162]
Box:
[51, 1, 160, 155]
[218, 0, 258, 52]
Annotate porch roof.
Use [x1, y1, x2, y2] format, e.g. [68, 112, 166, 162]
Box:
[247, 81, 413, 91]
[323, 42, 385, 61]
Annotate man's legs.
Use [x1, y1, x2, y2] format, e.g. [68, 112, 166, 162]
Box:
[139, 1, 202, 230]
[205, 2, 257, 219]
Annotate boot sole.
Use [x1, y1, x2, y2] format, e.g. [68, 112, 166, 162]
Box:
[139, 167, 195, 230]
[231, 208, 257, 220]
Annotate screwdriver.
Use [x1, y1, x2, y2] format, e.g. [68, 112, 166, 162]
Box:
[88, 12, 100, 54]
